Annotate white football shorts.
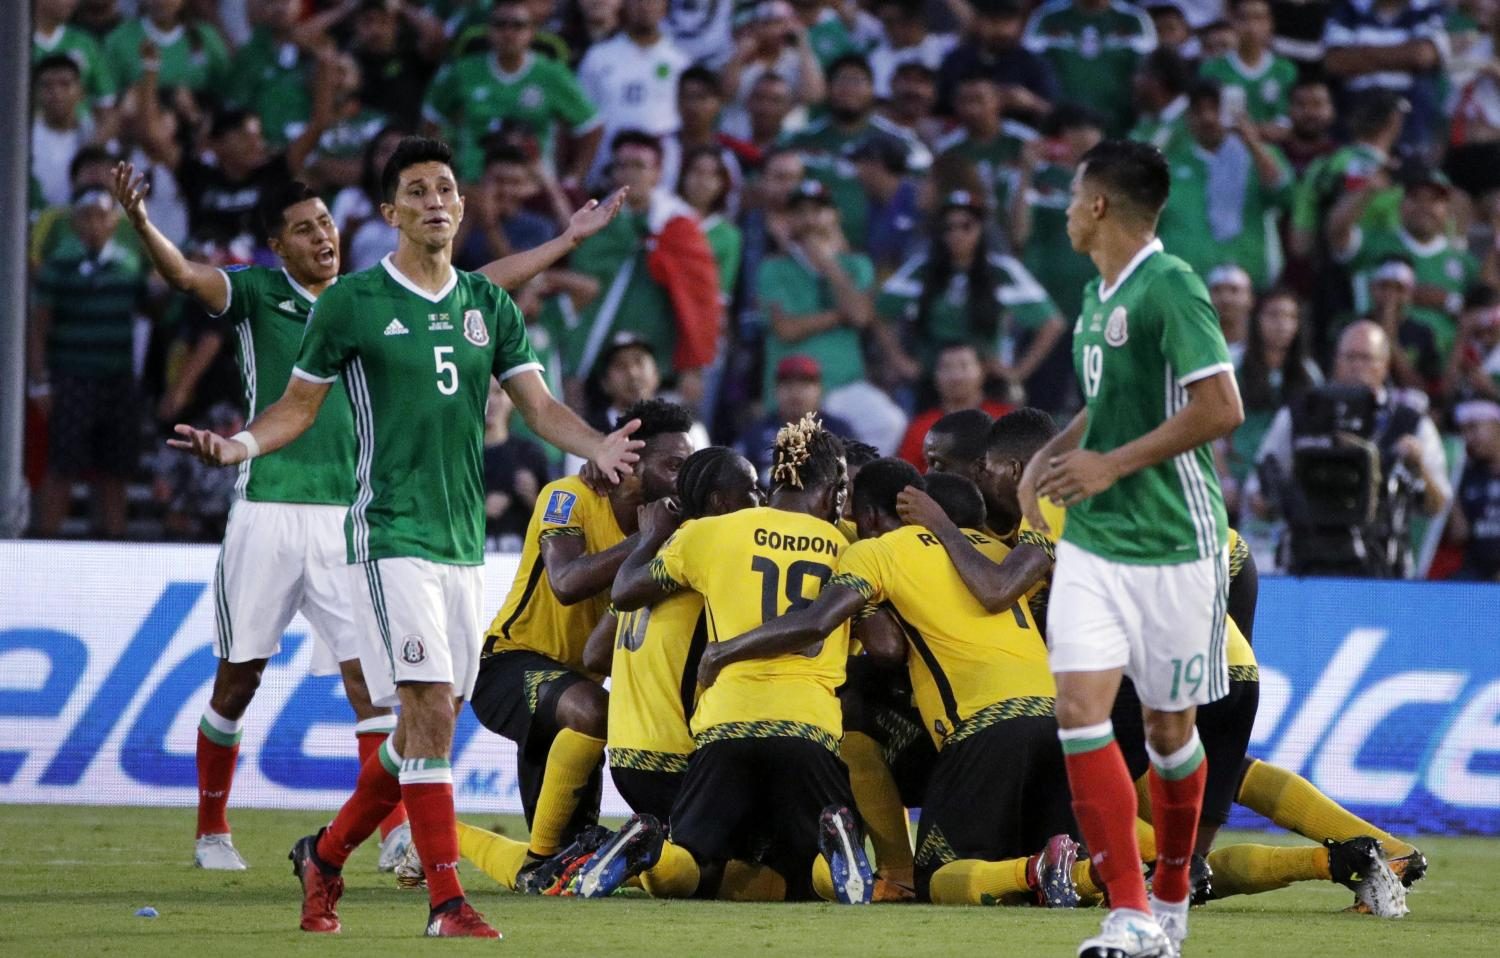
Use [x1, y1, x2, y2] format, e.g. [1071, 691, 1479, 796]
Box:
[348, 557, 485, 708]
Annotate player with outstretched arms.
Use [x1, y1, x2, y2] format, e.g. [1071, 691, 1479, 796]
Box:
[170, 136, 640, 938]
[1021, 140, 1243, 958]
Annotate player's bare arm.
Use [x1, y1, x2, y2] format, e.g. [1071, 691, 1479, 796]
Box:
[609, 500, 684, 611]
[1038, 370, 1243, 507]
[581, 609, 620, 676]
[542, 530, 641, 605]
[1019, 409, 1088, 533]
[853, 606, 909, 667]
[897, 485, 1051, 613]
[504, 369, 643, 482]
[169, 376, 331, 466]
[697, 584, 865, 688]
[112, 161, 230, 314]
[476, 187, 628, 291]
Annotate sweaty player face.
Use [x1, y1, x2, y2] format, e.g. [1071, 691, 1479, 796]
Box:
[640, 432, 695, 503]
[924, 432, 979, 481]
[385, 161, 464, 250]
[272, 198, 339, 285]
[980, 448, 1021, 528]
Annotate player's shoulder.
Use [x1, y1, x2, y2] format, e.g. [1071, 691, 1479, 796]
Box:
[536, 475, 603, 528]
[963, 528, 1013, 562]
[1139, 250, 1210, 300]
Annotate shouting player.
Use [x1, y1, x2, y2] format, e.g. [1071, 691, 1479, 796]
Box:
[170, 136, 640, 938]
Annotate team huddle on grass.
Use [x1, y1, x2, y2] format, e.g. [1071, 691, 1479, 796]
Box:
[148, 132, 1422, 956]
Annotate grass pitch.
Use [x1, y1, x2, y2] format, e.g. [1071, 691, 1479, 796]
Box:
[1, 805, 1493, 956]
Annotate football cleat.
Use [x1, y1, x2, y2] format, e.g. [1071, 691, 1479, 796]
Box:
[393, 840, 425, 890]
[1150, 894, 1188, 956]
[573, 814, 666, 899]
[1188, 854, 1213, 906]
[195, 833, 248, 871]
[1388, 847, 1428, 888]
[872, 876, 917, 903]
[424, 900, 501, 939]
[377, 821, 412, 873]
[1326, 837, 1408, 919]
[1078, 908, 1175, 958]
[515, 825, 613, 895]
[1028, 834, 1081, 908]
[818, 805, 874, 905]
[289, 832, 344, 933]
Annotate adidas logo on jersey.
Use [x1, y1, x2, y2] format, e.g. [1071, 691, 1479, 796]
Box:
[277, 299, 297, 312]
[384, 318, 409, 336]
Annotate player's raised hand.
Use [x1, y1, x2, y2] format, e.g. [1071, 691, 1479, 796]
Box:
[111, 161, 151, 227]
[1018, 451, 1050, 535]
[1036, 449, 1120, 507]
[167, 424, 249, 467]
[896, 485, 957, 535]
[592, 417, 644, 483]
[565, 187, 628, 246]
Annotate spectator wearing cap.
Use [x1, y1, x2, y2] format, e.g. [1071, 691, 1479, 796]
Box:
[736, 355, 856, 482]
[29, 187, 153, 539]
[781, 54, 932, 247]
[1207, 265, 1254, 364]
[31, 55, 97, 211]
[757, 179, 911, 453]
[896, 343, 1015, 469]
[935, 73, 1040, 211]
[935, 0, 1057, 123]
[569, 131, 723, 408]
[1199, 0, 1300, 144]
[1330, 165, 1481, 360]
[1366, 257, 1444, 393]
[719, 1, 826, 139]
[1023, 0, 1157, 139]
[1130, 48, 1193, 155]
[868, 0, 965, 99]
[1323, 0, 1448, 151]
[1449, 399, 1500, 581]
[1157, 80, 1292, 289]
[102, 0, 230, 97]
[33, 0, 117, 115]
[851, 137, 922, 276]
[880, 190, 1067, 405]
[1443, 287, 1500, 407]
[1144, 1, 1201, 60]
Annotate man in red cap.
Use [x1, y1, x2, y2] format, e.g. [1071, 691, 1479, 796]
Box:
[736, 354, 855, 483]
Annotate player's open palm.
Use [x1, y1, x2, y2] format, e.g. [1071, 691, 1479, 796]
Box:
[111, 162, 150, 226]
[168, 424, 248, 467]
[593, 417, 643, 483]
[567, 187, 628, 244]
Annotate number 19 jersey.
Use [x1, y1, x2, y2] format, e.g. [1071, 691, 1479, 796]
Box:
[649, 507, 850, 749]
[293, 256, 542, 566]
[1068, 239, 1233, 565]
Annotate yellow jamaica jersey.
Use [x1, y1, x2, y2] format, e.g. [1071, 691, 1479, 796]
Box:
[1015, 496, 1069, 625]
[833, 525, 1055, 751]
[607, 592, 707, 773]
[837, 517, 859, 543]
[484, 476, 625, 672]
[649, 507, 850, 751]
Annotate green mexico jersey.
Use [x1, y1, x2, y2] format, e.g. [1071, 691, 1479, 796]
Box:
[226, 28, 312, 148]
[423, 53, 600, 181]
[218, 266, 355, 507]
[1157, 140, 1291, 289]
[878, 251, 1059, 367]
[1023, 0, 1156, 137]
[1291, 143, 1400, 238]
[758, 250, 874, 398]
[1068, 241, 1231, 564]
[1340, 227, 1479, 358]
[33, 25, 115, 104]
[103, 18, 230, 94]
[294, 258, 543, 565]
[782, 117, 930, 246]
[998, 163, 1097, 321]
[1199, 52, 1298, 127]
[935, 121, 1037, 212]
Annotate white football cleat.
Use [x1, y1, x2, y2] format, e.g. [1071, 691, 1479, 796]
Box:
[378, 821, 412, 873]
[1150, 895, 1188, 956]
[194, 833, 248, 870]
[394, 840, 426, 889]
[1078, 908, 1175, 958]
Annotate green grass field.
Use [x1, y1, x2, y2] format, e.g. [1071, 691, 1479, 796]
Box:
[1, 805, 1493, 956]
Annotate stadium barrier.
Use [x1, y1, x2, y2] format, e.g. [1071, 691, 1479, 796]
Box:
[2, 541, 1498, 835]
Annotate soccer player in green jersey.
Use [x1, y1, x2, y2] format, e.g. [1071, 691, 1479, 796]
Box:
[1020, 140, 1244, 957]
[166, 137, 638, 938]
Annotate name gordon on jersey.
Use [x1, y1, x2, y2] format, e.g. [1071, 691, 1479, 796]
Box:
[752, 528, 841, 554]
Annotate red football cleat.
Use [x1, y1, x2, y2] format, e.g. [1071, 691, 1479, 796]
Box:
[425, 900, 502, 939]
[289, 833, 344, 933]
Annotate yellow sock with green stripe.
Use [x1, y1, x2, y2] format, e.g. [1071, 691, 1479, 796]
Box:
[1135, 816, 1158, 863]
[1205, 843, 1330, 897]
[718, 861, 787, 901]
[1237, 759, 1413, 858]
[1071, 860, 1103, 905]
[528, 729, 605, 856]
[928, 858, 1034, 905]
[456, 821, 530, 890]
[842, 731, 913, 882]
[640, 840, 701, 898]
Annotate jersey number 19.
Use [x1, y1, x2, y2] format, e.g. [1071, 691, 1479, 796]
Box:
[1081, 344, 1103, 398]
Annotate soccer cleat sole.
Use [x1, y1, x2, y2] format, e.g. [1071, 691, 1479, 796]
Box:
[1036, 834, 1081, 908]
[818, 806, 874, 905]
[574, 815, 663, 900]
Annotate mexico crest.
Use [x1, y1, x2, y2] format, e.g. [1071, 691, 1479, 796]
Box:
[1105, 306, 1129, 347]
[463, 309, 489, 347]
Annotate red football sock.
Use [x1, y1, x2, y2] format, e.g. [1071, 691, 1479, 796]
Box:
[317, 740, 402, 869]
[401, 765, 464, 908]
[356, 730, 408, 840]
[195, 729, 238, 837]
[1060, 722, 1149, 914]
[1147, 731, 1208, 905]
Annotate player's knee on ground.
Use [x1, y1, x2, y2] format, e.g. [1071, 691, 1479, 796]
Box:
[555, 680, 608, 739]
[209, 659, 267, 718]
[640, 840, 703, 898]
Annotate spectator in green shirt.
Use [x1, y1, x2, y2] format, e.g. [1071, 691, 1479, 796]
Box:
[225, 0, 312, 148]
[1023, 0, 1157, 138]
[1199, 0, 1299, 143]
[103, 0, 230, 97]
[1129, 47, 1192, 155]
[33, 0, 117, 113]
[757, 180, 911, 453]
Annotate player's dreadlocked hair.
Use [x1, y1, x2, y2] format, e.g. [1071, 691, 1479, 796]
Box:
[616, 398, 696, 444]
[840, 437, 880, 469]
[675, 446, 746, 519]
[771, 414, 846, 492]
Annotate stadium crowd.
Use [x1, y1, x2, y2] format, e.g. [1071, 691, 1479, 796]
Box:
[21, 0, 1500, 579]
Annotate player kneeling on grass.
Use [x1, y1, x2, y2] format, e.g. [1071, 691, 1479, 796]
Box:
[571, 415, 873, 903]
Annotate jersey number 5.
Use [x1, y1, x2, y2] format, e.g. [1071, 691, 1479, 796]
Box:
[1082, 344, 1103, 398]
[434, 346, 458, 396]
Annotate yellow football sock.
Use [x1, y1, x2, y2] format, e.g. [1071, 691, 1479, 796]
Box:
[1072, 859, 1103, 905]
[640, 841, 700, 898]
[1135, 773, 1152, 821]
[812, 854, 836, 901]
[928, 858, 1034, 905]
[719, 861, 787, 901]
[457, 821, 530, 890]
[1135, 817, 1157, 863]
[1238, 760, 1413, 858]
[1206, 843, 1329, 898]
[842, 731, 913, 882]
[527, 729, 605, 857]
